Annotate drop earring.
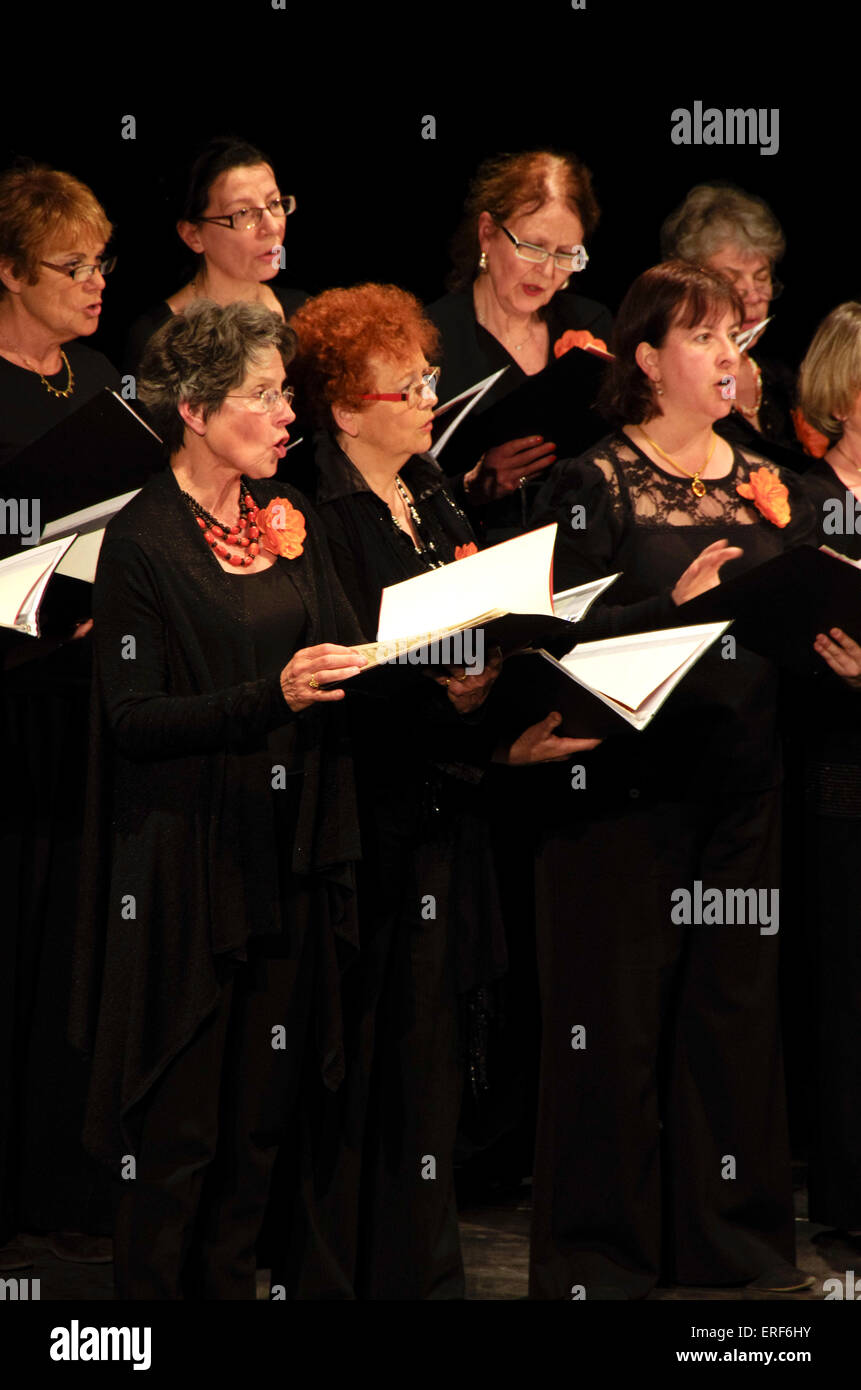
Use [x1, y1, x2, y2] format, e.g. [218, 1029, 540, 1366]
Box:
[478, 251, 488, 272]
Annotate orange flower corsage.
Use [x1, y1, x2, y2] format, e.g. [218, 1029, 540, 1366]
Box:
[454, 542, 478, 560]
[256, 497, 306, 558]
[736, 468, 791, 528]
[553, 329, 611, 360]
[791, 407, 830, 458]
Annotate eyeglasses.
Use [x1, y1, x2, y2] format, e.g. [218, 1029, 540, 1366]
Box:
[715, 268, 783, 303]
[40, 255, 117, 283]
[197, 196, 296, 232]
[361, 368, 441, 405]
[224, 387, 296, 413]
[496, 223, 589, 273]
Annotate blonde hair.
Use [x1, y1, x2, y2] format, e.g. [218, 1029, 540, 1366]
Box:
[798, 302, 861, 443]
[0, 164, 112, 294]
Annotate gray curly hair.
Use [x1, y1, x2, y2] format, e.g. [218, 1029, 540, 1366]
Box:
[138, 299, 296, 454]
[660, 183, 785, 267]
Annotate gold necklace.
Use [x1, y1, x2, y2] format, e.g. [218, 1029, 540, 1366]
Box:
[736, 355, 763, 421]
[637, 426, 718, 498]
[0, 341, 75, 397]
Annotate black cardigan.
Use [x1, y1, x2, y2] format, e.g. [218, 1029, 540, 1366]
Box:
[70, 467, 363, 1162]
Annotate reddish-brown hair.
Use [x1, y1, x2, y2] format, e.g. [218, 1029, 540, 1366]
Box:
[599, 261, 746, 425]
[289, 283, 440, 426]
[447, 149, 600, 291]
[0, 163, 112, 295]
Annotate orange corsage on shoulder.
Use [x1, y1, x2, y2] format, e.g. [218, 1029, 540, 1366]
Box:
[791, 407, 830, 458]
[553, 329, 611, 360]
[454, 542, 478, 560]
[256, 496, 306, 558]
[736, 468, 791, 528]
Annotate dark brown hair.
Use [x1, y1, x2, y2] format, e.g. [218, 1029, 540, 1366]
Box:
[447, 149, 600, 291]
[599, 261, 745, 425]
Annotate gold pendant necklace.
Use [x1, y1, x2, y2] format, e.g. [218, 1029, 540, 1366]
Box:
[0, 342, 75, 398]
[637, 426, 717, 498]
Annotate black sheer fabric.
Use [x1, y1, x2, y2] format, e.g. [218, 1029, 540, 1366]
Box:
[532, 430, 819, 804]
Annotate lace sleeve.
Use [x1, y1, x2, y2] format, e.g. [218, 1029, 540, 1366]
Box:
[531, 441, 678, 644]
[531, 449, 626, 590]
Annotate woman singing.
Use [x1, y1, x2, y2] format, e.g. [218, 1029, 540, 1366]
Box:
[71, 300, 366, 1299]
[529, 261, 818, 1299]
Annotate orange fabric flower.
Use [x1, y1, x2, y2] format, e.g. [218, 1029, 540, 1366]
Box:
[256, 497, 306, 558]
[454, 542, 478, 560]
[791, 407, 830, 458]
[553, 329, 610, 359]
[736, 468, 791, 528]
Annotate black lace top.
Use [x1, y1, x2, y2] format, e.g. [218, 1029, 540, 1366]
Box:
[531, 430, 819, 803]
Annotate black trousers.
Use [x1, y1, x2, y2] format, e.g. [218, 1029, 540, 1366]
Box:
[529, 788, 795, 1299]
[113, 940, 315, 1300]
[282, 810, 464, 1300]
[805, 812, 861, 1230]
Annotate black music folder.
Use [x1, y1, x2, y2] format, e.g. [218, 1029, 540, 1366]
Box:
[0, 388, 164, 559]
[681, 545, 861, 674]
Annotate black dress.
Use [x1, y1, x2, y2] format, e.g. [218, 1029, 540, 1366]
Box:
[426, 287, 613, 542]
[69, 469, 363, 1297]
[788, 460, 861, 1229]
[122, 284, 307, 376]
[282, 434, 506, 1299]
[0, 344, 119, 1246]
[527, 431, 818, 1298]
[0, 344, 119, 466]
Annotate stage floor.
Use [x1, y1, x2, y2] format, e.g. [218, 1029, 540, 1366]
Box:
[6, 1180, 856, 1301]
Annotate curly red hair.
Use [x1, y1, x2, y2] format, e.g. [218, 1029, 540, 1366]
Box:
[289, 283, 440, 426]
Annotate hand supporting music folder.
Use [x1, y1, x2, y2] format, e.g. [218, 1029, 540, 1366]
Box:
[679, 544, 861, 674]
[431, 345, 611, 473]
[496, 622, 731, 739]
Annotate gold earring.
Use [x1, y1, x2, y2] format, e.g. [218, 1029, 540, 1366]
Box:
[478, 251, 488, 272]
[655, 381, 664, 396]
[561, 277, 570, 290]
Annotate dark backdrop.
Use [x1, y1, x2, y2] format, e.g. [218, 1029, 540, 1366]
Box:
[0, 8, 851, 385]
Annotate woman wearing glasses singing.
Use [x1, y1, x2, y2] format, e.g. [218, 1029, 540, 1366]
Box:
[72, 300, 368, 1298]
[123, 136, 305, 375]
[427, 150, 612, 522]
[660, 184, 801, 465]
[0, 162, 118, 463]
[281, 283, 593, 1299]
[0, 162, 118, 1276]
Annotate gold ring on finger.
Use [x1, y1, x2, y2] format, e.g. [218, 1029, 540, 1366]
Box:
[308, 674, 320, 690]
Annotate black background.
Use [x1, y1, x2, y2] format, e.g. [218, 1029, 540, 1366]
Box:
[0, 3, 852, 383]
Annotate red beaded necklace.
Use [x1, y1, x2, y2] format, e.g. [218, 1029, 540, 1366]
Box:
[183, 481, 261, 568]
